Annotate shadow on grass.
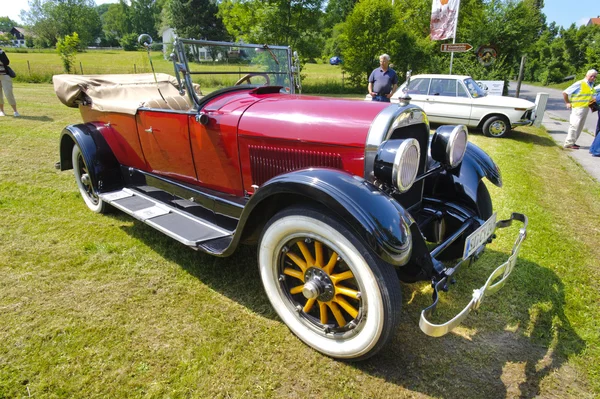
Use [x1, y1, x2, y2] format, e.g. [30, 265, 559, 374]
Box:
[506, 129, 557, 147]
[13, 115, 54, 122]
[355, 252, 586, 398]
[116, 218, 586, 398]
[118, 218, 276, 319]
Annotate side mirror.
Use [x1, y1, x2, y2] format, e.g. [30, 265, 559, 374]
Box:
[138, 34, 153, 48]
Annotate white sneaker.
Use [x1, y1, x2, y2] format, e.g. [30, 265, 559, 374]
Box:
[0, 111, 5, 117]
[13, 112, 20, 117]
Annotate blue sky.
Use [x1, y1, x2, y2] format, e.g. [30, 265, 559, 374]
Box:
[1, 0, 598, 29]
[542, 0, 597, 29]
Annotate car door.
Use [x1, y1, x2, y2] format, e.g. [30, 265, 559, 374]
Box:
[423, 78, 472, 125]
[136, 110, 198, 184]
[403, 78, 430, 109]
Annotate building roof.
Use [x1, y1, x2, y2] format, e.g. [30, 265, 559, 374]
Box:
[587, 17, 600, 26]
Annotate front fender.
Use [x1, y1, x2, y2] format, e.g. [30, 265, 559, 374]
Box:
[58, 123, 123, 193]
[426, 142, 500, 214]
[243, 168, 414, 267]
[462, 142, 502, 188]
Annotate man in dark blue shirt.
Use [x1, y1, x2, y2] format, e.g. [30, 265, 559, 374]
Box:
[368, 54, 398, 103]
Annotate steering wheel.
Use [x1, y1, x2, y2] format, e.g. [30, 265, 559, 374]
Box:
[235, 73, 271, 86]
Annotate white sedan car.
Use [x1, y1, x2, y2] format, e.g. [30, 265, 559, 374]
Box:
[366, 74, 536, 138]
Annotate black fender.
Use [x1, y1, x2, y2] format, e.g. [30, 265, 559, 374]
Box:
[240, 168, 413, 267]
[426, 142, 500, 216]
[58, 123, 123, 193]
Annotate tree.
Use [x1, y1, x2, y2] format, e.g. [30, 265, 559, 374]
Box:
[168, 0, 229, 41]
[336, 0, 398, 86]
[0, 17, 20, 32]
[21, 0, 102, 47]
[56, 32, 80, 73]
[130, 0, 160, 39]
[218, 0, 325, 61]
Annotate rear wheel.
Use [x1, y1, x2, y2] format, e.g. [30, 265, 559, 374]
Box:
[482, 115, 510, 138]
[72, 144, 107, 213]
[258, 206, 402, 360]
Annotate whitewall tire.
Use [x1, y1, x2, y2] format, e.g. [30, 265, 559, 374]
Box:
[258, 206, 401, 360]
[72, 144, 107, 214]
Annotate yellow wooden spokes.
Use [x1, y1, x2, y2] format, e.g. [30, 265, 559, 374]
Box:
[283, 267, 304, 281]
[334, 285, 360, 299]
[314, 241, 324, 267]
[296, 241, 315, 267]
[334, 296, 359, 318]
[282, 238, 361, 330]
[323, 252, 338, 275]
[330, 270, 353, 283]
[327, 302, 347, 327]
[285, 252, 307, 273]
[319, 302, 328, 324]
[303, 297, 316, 313]
[290, 285, 304, 295]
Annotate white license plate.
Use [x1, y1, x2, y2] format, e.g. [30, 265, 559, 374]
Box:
[463, 213, 497, 259]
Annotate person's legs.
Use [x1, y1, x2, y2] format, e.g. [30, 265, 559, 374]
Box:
[596, 112, 600, 137]
[564, 107, 588, 146]
[0, 75, 5, 116]
[0, 75, 18, 115]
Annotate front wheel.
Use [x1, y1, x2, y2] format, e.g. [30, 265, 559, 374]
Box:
[72, 144, 107, 213]
[482, 115, 511, 138]
[258, 206, 402, 360]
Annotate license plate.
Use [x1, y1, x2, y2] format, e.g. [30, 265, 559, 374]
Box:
[463, 213, 497, 259]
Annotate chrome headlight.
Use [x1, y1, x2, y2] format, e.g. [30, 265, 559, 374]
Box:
[374, 138, 421, 192]
[431, 125, 468, 168]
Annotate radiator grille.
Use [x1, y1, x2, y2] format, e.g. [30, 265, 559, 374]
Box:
[249, 145, 343, 186]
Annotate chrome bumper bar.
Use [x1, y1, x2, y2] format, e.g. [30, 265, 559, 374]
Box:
[512, 119, 534, 127]
[419, 212, 528, 337]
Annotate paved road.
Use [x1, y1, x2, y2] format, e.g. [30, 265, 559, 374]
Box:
[508, 82, 600, 182]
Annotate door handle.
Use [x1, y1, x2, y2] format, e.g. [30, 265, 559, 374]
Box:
[144, 127, 153, 133]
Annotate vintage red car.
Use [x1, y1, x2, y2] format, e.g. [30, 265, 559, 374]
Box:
[53, 36, 527, 360]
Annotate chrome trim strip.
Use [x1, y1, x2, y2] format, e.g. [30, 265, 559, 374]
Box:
[419, 212, 528, 337]
[364, 104, 429, 182]
[511, 119, 534, 127]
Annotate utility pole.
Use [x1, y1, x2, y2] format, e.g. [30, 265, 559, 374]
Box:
[516, 55, 526, 98]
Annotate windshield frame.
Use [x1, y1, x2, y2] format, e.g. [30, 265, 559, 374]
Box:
[462, 78, 487, 98]
[172, 37, 296, 108]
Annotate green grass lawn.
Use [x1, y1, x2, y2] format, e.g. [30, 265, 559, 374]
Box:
[0, 83, 599, 398]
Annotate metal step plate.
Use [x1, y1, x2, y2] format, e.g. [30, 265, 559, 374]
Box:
[99, 188, 232, 248]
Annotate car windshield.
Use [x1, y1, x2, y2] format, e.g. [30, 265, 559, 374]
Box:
[173, 38, 295, 95]
[463, 78, 487, 98]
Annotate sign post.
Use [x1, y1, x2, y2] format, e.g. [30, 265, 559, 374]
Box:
[448, 0, 461, 75]
[441, 43, 473, 52]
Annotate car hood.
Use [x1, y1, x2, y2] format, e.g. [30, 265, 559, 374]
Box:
[471, 95, 535, 109]
[238, 94, 389, 147]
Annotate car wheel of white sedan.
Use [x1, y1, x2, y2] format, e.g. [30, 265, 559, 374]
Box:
[72, 144, 107, 214]
[258, 205, 402, 360]
[483, 115, 510, 138]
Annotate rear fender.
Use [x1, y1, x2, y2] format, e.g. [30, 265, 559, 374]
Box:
[242, 168, 413, 267]
[58, 123, 123, 193]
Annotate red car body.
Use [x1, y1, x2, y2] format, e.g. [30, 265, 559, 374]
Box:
[53, 37, 527, 360]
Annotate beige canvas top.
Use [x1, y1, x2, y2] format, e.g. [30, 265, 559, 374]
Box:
[53, 73, 193, 115]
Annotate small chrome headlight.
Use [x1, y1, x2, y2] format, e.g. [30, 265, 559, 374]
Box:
[431, 125, 468, 168]
[374, 138, 420, 192]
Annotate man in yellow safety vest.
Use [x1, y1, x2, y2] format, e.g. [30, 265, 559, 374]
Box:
[562, 69, 598, 149]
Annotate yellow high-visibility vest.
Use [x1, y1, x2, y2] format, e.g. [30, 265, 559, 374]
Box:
[571, 80, 594, 108]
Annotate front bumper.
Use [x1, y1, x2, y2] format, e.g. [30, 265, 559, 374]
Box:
[419, 212, 528, 337]
[512, 119, 534, 127]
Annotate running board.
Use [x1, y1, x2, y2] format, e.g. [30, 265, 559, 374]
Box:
[99, 188, 233, 250]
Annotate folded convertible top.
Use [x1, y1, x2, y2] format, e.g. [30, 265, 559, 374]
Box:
[53, 73, 184, 115]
